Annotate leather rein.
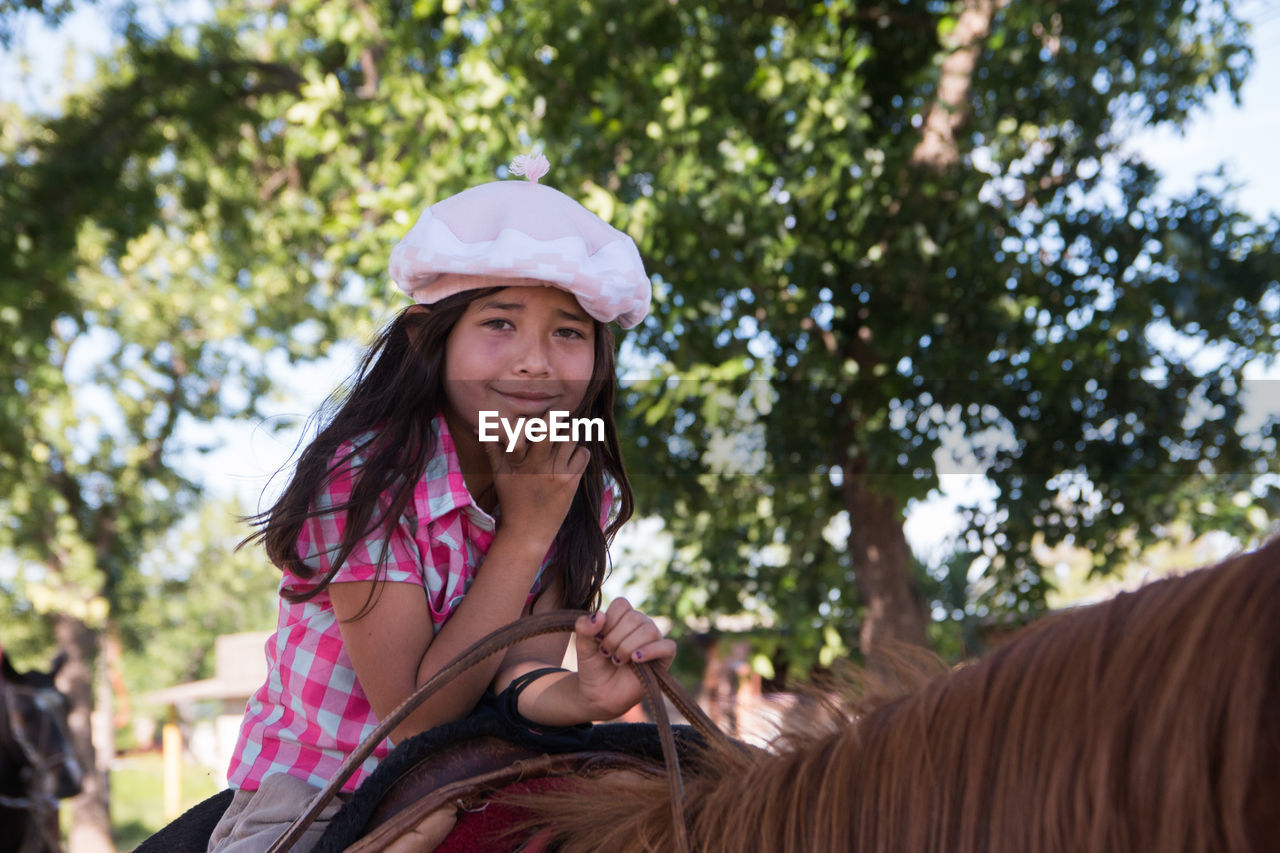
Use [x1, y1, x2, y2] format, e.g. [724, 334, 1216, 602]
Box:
[265, 610, 734, 853]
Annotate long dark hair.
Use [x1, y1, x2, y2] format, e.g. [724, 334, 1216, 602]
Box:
[245, 287, 634, 613]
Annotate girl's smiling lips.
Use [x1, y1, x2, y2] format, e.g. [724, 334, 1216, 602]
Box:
[493, 388, 561, 408]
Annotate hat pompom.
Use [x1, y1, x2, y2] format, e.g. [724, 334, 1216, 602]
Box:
[508, 149, 551, 184]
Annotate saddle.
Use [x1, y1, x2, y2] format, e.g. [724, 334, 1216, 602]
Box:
[139, 611, 734, 853]
[317, 715, 705, 852]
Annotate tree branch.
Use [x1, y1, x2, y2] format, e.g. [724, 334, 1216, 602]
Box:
[911, 0, 1008, 170]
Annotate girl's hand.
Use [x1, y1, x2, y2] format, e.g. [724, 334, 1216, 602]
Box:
[484, 434, 589, 541]
[573, 598, 677, 720]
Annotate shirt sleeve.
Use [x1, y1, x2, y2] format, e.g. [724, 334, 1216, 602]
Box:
[293, 443, 424, 589]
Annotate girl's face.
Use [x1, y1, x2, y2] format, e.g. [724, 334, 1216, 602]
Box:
[443, 285, 596, 434]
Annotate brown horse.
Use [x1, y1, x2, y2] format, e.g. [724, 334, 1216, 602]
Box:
[507, 536, 1280, 853]
[0, 652, 83, 853]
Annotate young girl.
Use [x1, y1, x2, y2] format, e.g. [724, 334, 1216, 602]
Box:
[208, 152, 674, 852]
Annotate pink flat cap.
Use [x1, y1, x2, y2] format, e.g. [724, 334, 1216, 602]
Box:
[389, 152, 651, 328]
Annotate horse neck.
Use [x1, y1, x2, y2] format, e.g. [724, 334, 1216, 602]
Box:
[528, 539, 1280, 853]
[690, 543, 1280, 853]
[841, 543, 1280, 853]
[0, 690, 27, 794]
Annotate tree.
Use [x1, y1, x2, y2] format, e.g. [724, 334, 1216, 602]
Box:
[123, 499, 280, 696]
[492, 0, 1280, 664]
[0, 0, 87, 46]
[1, 17, 345, 846]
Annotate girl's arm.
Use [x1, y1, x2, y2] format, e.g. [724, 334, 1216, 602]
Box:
[494, 589, 677, 727]
[331, 527, 554, 744]
[332, 436, 587, 743]
[334, 532, 675, 739]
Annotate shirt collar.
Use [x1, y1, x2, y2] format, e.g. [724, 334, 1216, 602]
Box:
[417, 412, 496, 528]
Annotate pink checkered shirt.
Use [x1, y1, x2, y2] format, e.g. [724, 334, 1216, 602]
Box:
[226, 413, 613, 792]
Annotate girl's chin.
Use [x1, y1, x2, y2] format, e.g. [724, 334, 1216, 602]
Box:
[497, 404, 556, 421]
[449, 400, 587, 435]
[487, 396, 568, 420]
[447, 407, 540, 438]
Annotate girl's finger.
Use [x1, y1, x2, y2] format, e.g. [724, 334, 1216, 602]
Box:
[607, 619, 664, 663]
[547, 439, 577, 473]
[492, 435, 526, 468]
[575, 611, 605, 641]
[627, 638, 676, 666]
[597, 609, 648, 656]
[600, 597, 634, 634]
[599, 612, 660, 655]
[481, 437, 505, 469]
[610, 630, 657, 665]
[564, 442, 590, 476]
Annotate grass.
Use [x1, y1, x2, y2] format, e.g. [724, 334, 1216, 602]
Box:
[108, 751, 224, 851]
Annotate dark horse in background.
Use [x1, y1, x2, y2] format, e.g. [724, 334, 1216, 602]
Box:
[0, 651, 83, 853]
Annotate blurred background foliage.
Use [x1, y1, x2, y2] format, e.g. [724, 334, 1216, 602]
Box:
[2, 0, 1279, 846]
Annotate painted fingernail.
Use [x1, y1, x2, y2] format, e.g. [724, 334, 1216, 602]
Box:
[600, 646, 611, 656]
[589, 613, 598, 624]
[611, 655, 621, 665]
[632, 651, 643, 661]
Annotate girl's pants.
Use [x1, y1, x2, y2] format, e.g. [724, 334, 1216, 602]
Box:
[207, 772, 351, 853]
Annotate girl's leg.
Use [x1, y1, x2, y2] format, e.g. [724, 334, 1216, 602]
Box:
[207, 772, 349, 853]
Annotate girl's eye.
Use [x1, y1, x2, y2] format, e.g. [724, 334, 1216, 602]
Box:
[482, 318, 514, 330]
[555, 327, 587, 340]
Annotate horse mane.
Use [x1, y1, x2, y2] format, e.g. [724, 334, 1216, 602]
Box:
[512, 536, 1280, 852]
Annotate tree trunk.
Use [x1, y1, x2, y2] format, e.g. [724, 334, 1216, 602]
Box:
[837, 0, 1006, 663]
[54, 615, 114, 853]
[843, 472, 929, 661]
[911, 0, 1004, 169]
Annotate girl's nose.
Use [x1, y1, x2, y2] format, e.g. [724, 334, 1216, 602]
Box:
[513, 336, 552, 376]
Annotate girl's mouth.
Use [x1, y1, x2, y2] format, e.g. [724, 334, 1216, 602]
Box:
[494, 390, 560, 410]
